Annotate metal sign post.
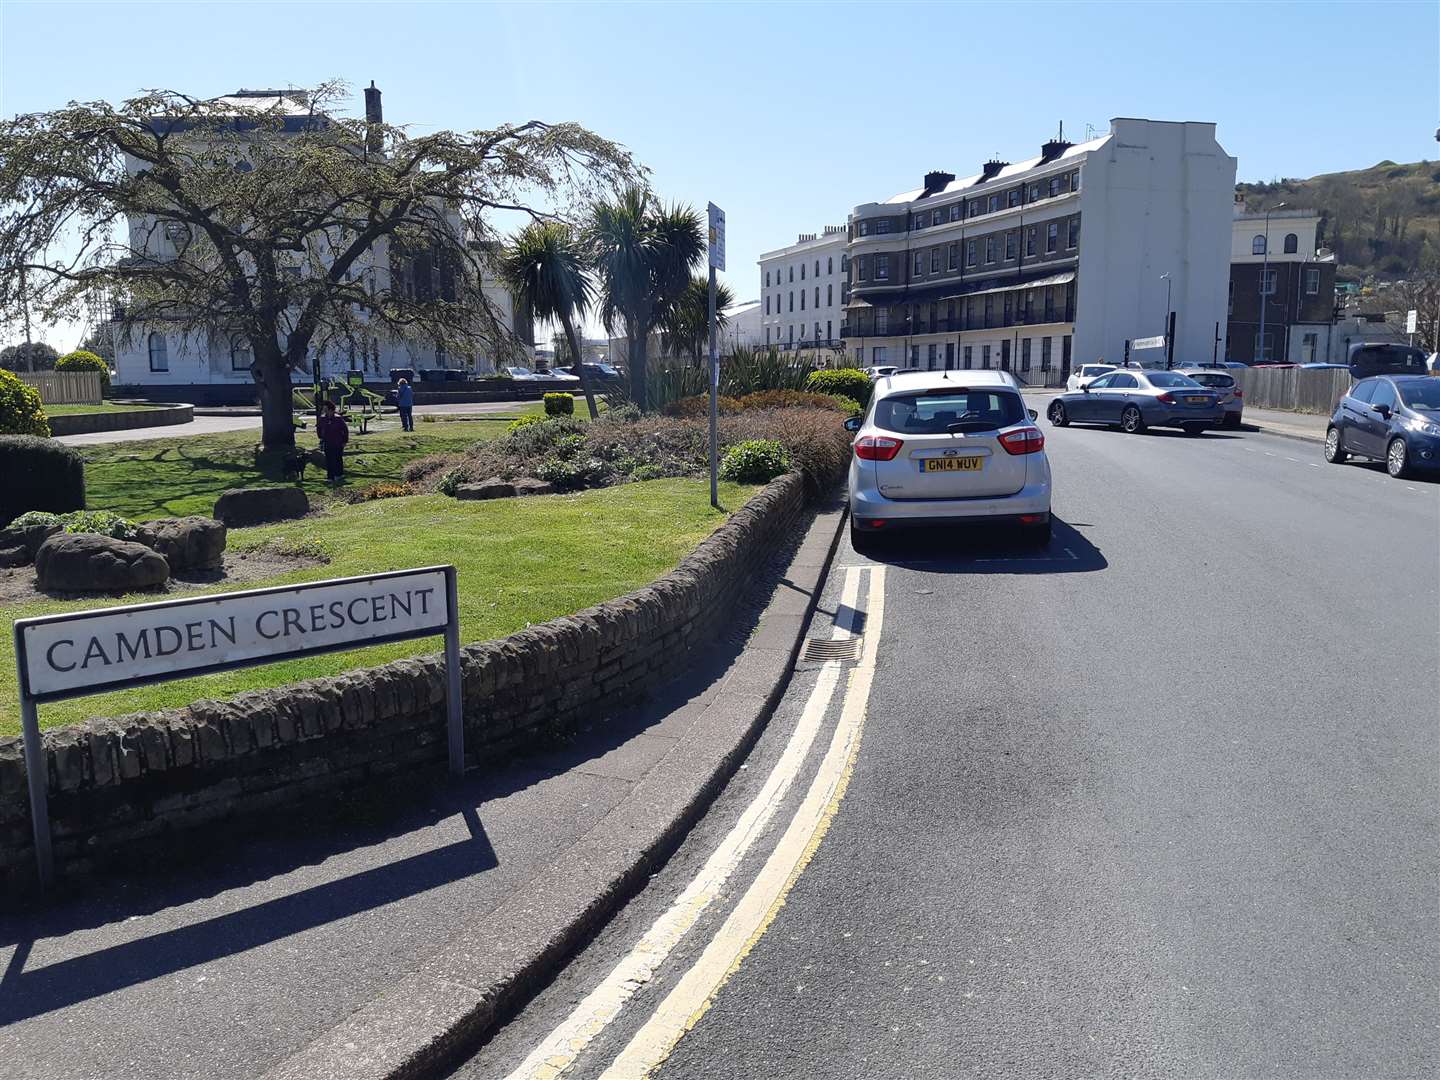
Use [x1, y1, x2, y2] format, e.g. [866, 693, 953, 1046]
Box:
[707, 202, 725, 510]
[13, 565, 465, 891]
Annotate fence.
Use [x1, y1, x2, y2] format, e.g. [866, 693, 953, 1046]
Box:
[15, 370, 103, 405]
[1232, 367, 1351, 415]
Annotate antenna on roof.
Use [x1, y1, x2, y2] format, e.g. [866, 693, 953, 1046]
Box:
[1058, 120, 1064, 141]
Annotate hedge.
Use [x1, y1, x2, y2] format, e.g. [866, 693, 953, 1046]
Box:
[804, 368, 872, 408]
[55, 350, 111, 392]
[0, 435, 85, 527]
[543, 392, 576, 416]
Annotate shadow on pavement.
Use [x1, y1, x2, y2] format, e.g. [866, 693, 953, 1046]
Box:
[859, 517, 1107, 574]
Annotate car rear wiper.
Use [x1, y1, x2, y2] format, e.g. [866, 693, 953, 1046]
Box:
[946, 419, 996, 434]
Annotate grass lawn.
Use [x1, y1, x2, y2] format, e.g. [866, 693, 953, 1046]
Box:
[45, 402, 162, 416]
[2, 479, 760, 734]
[82, 422, 513, 521]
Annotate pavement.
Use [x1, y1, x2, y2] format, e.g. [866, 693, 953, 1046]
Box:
[459, 421, 1440, 1080]
[0, 495, 844, 1080]
[53, 400, 529, 446]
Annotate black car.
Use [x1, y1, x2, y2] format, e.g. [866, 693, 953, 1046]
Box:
[1324, 375, 1440, 478]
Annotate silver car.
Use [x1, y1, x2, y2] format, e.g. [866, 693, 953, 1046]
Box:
[846, 370, 1053, 550]
[1175, 367, 1243, 428]
[1046, 369, 1224, 435]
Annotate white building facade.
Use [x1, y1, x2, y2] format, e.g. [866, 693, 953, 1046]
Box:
[111, 87, 524, 394]
[842, 118, 1236, 383]
[758, 228, 848, 353]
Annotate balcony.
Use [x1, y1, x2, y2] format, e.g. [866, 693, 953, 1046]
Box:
[840, 307, 1075, 340]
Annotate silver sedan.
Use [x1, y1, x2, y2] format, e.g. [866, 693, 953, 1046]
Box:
[1046, 369, 1225, 436]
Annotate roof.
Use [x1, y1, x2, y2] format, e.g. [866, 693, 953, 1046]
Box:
[881, 135, 1107, 205]
[208, 90, 314, 117]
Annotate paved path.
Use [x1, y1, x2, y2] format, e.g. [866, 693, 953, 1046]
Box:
[54, 400, 530, 446]
[463, 422, 1440, 1080]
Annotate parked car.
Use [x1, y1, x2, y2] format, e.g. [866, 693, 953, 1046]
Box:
[1324, 374, 1440, 478]
[534, 367, 580, 382]
[1046, 369, 1224, 435]
[1348, 342, 1430, 379]
[504, 366, 540, 380]
[1300, 363, 1349, 370]
[557, 363, 622, 381]
[846, 370, 1052, 550]
[1174, 367, 1243, 428]
[1066, 363, 1117, 392]
[865, 365, 899, 379]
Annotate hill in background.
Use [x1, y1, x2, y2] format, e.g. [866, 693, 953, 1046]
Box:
[1237, 160, 1439, 282]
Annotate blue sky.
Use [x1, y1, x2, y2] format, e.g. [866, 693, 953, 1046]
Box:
[2, 0, 1437, 346]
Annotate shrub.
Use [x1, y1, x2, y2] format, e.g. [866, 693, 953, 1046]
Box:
[0, 370, 50, 437]
[55, 350, 111, 393]
[805, 368, 871, 408]
[663, 394, 742, 418]
[737, 390, 856, 415]
[508, 413, 548, 433]
[342, 481, 412, 503]
[537, 455, 611, 491]
[0, 435, 83, 526]
[543, 392, 575, 416]
[437, 469, 464, 497]
[402, 452, 461, 483]
[719, 439, 792, 484]
[11, 508, 135, 540]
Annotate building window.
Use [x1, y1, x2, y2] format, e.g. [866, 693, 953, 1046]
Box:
[950, 205, 961, 222]
[789, 266, 795, 282]
[963, 345, 973, 369]
[765, 297, 770, 315]
[872, 346, 888, 364]
[1021, 338, 1032, 371]
[984, 295, 994, 327]
[815, 321, 821, 341]
[857, 257, 868, 282]
[1008, 189, 1021, 208]
[827, 256, 833, 274]
[948, 243, 958, 270]
[969, 199, 981, 217]
[981, 344, 991, 369]
[1304, 268, 1320, 295]
[1029, 182, 1042, 201]
[229, 335, 252, 372]
[910, 345, 920, 365]
[800, 290, 805, 311]
[876, 219, 892, 234]
[930, 247, 941, 272]
[1283, 233, 1298, 254]
[1022, 291, 1035, 324]
[988, 194, 1001, 214]
[1045, 287, 1056, 322]
[1301, 332, 1318, 362]
[147, 332, 168, 372]
[815, 259, 820, 276]
[801, 263, 806, 281]
[859, 221, 869, 237]
[1070, 171, 1080, 191]
[815, 286, 820, 307]
[841, 283, 850, 303]
[827, 319, 832, 341]
[765, 271, 770, 287]
[1041, 336, 1053, 370]
[1254, 332, 1274, 361]
[765, 327, 771, 344]
[1062, 334, 1071, 372]
[913, 252, 924, 276]
[1005, 231, 1017, 260]
[788, 324, 794, 343]
[985, 237, 996, 264]
[1003, 294, 1013, 326]
[1252, 234, 1266, 255]
[1260, 269, 1277, 295]
[841, 254, 850, 271]
[1067, 218, 1080, 249]
[1026, 227, 1037, 257]
[930, 209, 941, 226]
[827, 283, 833, 305]
[927, 343, 938, 369]
[1049, 176, 1063, 197]
[876, 310, 889, 334]
[966, 239, 977, 267]
[913, 213, 925, 231]
[789, 292, 794, 311]
[1046, 223, 1058, 253]
[875, 255, 890, 280]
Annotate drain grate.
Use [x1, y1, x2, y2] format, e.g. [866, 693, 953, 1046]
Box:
[799, 636, 862, 664]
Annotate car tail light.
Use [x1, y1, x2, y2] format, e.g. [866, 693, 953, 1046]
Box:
[1156, 392, 1176, 404]
[854, 435, 903, 461]
[997, 428, 1045, 455]
[1232, 387, 1242, 398]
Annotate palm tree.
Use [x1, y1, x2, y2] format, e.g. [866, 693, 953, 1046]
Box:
[498, 221, 600, 419]
[661, 276, 734, 365]
[587, 187, 705, 409]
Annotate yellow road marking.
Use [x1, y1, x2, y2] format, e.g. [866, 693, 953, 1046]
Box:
[599, 566, 886, 1079]
[501, 567, 865, 1080]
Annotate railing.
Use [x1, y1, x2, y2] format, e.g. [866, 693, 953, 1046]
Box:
[15, 370, 103, 405]
[840, 310, 1076, 339]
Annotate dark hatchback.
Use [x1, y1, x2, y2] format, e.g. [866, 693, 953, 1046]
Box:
[1324, 375, 1440, 478]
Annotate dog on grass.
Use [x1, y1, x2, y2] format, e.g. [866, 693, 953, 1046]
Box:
[281, 451, 308, 483]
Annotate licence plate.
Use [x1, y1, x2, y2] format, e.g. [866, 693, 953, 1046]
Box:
[921, 457, 984, 472]
[1185, 396, 1209, 405]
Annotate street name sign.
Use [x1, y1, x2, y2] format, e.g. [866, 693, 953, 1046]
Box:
[13, 566, 465, 889]
[708, 202, 725, 271]
[1406, 309, 1418, 334]
[1131, 335, 1166, 350]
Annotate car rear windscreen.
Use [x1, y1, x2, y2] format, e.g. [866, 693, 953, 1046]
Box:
[872, 390, 1024, 434]
[1187, 373, 1235, 388]
[1080, 366, 1113, 377]
[1145, 372, 1202, 387]
[1350, 344, 1428, 376]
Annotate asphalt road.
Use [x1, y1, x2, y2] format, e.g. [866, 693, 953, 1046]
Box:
[463, 421, 1440, 1080]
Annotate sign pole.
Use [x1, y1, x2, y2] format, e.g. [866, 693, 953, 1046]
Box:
[14, 624, 53, 891]
[444, 566, 465, 777]
[706, 203, 725, 511]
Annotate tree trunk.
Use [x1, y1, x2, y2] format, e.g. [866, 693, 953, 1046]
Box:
[628, 328, 647, 411]
[254, 345, 297, 451]
[561, 312, 599, 419]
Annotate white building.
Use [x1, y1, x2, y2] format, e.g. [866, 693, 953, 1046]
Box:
[112, 86, 525, 394]
[758, 228, 848, 353]
[843, 118, 1236, 382]
[720, 299, 763, 352]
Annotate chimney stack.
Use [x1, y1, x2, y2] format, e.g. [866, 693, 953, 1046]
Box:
[364, 81, 383, 155]
[979, 158, 1008, 182]
[922, 170, 955, 196]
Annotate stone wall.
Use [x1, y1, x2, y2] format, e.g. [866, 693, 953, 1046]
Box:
[0, 474, 806, 893]
[46, 403, 193, 436]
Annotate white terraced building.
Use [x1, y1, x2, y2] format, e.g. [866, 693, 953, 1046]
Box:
[758, 227, 848, 354]
[841, 118, 1237, 384]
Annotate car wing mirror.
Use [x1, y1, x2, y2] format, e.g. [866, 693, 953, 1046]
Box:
[1081, 385, 1090, 393]
[843, 416, 862, 432]
[1374, 404, 1392, 419]
[1027, 409, 1038, 421]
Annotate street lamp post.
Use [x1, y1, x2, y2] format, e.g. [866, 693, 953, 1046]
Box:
[1257, 201, 1286, 362]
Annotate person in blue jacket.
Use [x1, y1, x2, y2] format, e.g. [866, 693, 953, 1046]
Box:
[394, 378, 415, 431]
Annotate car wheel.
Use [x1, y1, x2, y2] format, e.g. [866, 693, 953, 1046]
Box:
[1047, 401, 1070, 427]
[1386, 437, 1412, 479]
[1120, 405, 1146, 434]
[1323, 426, 1348, 463]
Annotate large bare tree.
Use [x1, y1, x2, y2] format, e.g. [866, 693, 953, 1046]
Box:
[0, 82, 638, 448]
